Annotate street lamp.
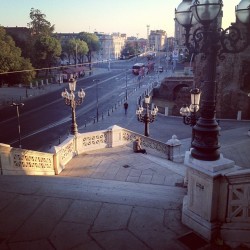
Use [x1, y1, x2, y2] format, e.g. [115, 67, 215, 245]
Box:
[136, 94, 158, 136]
[93, 79, 100, 122]
[175, 0, 250, 161]
[180, 88, 201, 144]
[11, 102, 24, 148]
[61, 78, 85, 135]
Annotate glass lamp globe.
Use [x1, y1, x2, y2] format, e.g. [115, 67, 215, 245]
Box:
[236, 0, 250, 24]
[180, 105, 190, 116]
[191, 0, 223, 25]
[175, 0, 198, 27]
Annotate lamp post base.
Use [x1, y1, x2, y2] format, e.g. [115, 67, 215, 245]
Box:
[71, 124, 78, 136]
[182, 151, 239, 242]
[191, 118, 221, 161]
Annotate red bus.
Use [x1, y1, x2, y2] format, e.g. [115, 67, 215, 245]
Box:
[132, 63, 145, 75]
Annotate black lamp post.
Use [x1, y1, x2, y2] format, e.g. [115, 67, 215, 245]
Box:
[11, 102, 24, 148]
[93, 79, 100, 122]
[180, 88, 201, 144]
[136, 95, 158, 136]
[61, 78, 85, 135]
[175, 0, 250, 161]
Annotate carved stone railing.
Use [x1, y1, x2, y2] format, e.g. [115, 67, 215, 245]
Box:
[53, 137, 75, 174]
[50, 125, 176, 173]
[121, 128, 168, 158]
[0, 125, 182, 175]
[225, 170, 250, 223]
[219, 169, 250, 246]
[0, 143, 55, 175]
[76, 129, 108, 153]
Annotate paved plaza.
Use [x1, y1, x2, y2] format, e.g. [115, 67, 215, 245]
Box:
[0, 146, 193, 250]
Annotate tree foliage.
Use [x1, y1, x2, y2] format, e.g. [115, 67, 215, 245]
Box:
[0, 27, 35, 85]
[78, 32, 100, 68]
[27, 8, 54, 35]
[27, 8, 61, 75]
[120, 43, 136, 59]
[34, 35, 61, 74]
[62, 38, 88, 65]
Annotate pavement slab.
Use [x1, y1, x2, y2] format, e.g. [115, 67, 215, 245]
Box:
[0, 165, 187, 249]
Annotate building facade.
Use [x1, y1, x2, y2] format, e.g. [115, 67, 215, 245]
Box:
[148, 30, 167, 51]
[95, 32, 126, 60]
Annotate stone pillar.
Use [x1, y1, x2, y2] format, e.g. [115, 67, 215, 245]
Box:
[182, 151, 239, 241]
[237, 111, 242, 120]
[0, 143, 11, 175]
[30, 82, 33, 89]
[107, 125, 124, 147]
[165, 107, 169, 116]
[166, 135, 182, 162]
[52, 146, 64, 175]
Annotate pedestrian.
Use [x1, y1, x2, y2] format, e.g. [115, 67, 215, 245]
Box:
[133, 137, 147, 154]
[124, 102, 128, 115]
[138, 96, 141, 105]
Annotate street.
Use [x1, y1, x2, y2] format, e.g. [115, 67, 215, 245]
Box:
[0, 57, 156, 150]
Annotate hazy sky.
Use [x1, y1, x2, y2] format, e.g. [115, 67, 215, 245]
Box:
[0, 0, 240, 38]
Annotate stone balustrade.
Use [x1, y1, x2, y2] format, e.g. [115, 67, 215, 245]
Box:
[0, 125, 182, 175]
[220, 168, 250, 246]
[0, 143, 55, 175]
[53, 125, 175, 173]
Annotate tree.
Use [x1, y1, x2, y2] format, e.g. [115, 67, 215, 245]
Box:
[62, 38, 89, 65]
[27, 8, 54, 35]
[121, 43, 136, 59]
[34, 35, 61, 75]
[27, 8, 60, 73]
[5, 27, 33, 60]
[78, 32, 100, 69]
[0, 27, 35, 86]
[75, 39, 89, 64]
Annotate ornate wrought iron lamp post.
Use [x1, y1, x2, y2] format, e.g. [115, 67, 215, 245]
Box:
[61, 78, 85, 135]
[175, 0, 250, 161]
[180, 88, 201, 144]
[136, 95, 158, 137]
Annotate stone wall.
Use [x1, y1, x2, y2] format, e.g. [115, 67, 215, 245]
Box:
[152, 76, 194, 115]
[192, 23, 250, 120]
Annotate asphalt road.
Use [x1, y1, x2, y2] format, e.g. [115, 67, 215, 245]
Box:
[0, 58, 151, 150]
